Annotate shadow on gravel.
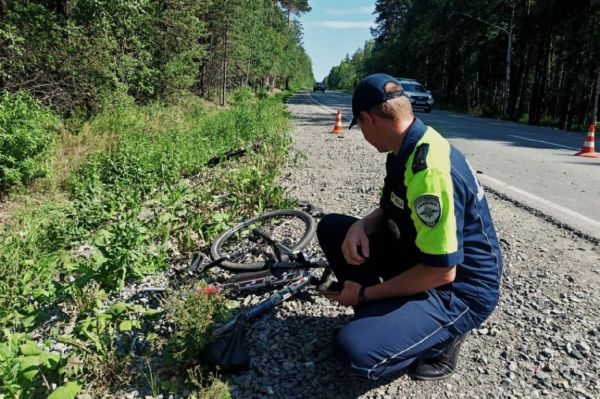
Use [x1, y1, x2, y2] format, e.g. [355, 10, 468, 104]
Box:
[227, 311, 410, 399]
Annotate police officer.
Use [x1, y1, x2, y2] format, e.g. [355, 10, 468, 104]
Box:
[317, 73, 503, 381]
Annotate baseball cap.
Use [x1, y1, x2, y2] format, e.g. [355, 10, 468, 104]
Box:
[349, 74, 405, 129]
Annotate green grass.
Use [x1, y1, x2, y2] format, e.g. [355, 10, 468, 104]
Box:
[0, 91, 295, 397]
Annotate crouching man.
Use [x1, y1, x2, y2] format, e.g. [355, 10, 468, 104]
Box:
[317, 74, 502, 381]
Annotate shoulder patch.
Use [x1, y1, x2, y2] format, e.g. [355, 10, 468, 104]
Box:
[412, 143, 429, 173]
[414, 194, 441, 228]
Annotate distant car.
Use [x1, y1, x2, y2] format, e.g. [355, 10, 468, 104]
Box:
[313, 82, 326, 92]
[396, 78, 433, 113]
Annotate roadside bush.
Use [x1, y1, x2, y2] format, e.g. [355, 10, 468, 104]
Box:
[0, 92, 59, 192]
[0, 202, 70, 330]
[163, 285, 231, 369]
[228, 88, 255, 106]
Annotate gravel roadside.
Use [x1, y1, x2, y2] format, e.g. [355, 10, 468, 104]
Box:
[226, 92, 600, 399]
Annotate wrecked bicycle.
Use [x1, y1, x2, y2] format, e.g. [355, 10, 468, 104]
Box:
[194, 209, 333, 372]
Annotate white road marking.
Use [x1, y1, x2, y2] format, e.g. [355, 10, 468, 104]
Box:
[509, 135, 579, 151]
[478, 174, 600, 234]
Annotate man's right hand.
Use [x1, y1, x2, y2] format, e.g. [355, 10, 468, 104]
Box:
[341, 219, 370, 265]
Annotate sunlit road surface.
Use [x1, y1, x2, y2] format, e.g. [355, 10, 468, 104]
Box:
[299, 91, 600, 240]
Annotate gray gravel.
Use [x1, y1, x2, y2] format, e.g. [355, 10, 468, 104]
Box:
[224, 93, 600, 399]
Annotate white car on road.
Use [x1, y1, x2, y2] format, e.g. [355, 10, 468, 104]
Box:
[397, 78, 433, 113]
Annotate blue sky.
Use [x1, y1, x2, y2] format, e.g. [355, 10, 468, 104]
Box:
[298, 1, 377, 81]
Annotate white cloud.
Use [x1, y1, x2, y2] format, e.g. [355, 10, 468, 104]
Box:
[307, 20, 374, 29]
[323, 6, 375, 15]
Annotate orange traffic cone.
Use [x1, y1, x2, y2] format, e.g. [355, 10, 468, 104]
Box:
[574, 123, 600, 158]
[331, 109, 343, 134]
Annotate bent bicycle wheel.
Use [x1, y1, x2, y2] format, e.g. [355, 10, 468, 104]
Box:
[210, 209, 317, 271]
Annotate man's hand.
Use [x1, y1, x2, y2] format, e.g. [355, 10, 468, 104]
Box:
[341, 220, 370, 265]
[325, 280, 362, 307]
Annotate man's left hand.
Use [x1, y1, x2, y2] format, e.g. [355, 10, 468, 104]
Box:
[325, 280, 362, 307]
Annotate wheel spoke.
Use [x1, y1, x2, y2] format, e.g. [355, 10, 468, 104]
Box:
[211, 210, 316, 270]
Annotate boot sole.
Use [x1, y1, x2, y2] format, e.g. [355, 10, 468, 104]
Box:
[408, 370, 455, 381]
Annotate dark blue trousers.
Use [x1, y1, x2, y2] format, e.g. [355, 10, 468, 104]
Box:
[317, 214, 481, 380]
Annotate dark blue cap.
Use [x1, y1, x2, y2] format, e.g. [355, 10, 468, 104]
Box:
[349, 74, 405, 129]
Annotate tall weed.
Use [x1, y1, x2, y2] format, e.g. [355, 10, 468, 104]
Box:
[163, 285, 230, 369]
[0, 92, 59, 193]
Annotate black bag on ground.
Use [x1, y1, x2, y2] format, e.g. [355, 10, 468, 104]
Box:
[205, 324, 250, 373]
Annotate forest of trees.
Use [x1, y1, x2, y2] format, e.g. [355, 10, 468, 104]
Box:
[326, 0, 600, 131]
[0, 0, 315, 113]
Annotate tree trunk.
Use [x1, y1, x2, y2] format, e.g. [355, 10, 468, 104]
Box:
[199, 61, 207, 98]
[528, 34, 551, 125]
[0, 0, 7, 90]
[561, 87, 574, 131]
[535, 37, 552, 123]
[55, 0, 69, 17]
[592, 67, 600, 124]
[476, 71, 480, 109]
[221, 31, 228, 106]
[245, 60, 251, 87]
[502, 4, 515, 120]
[516, 52, 531, 118]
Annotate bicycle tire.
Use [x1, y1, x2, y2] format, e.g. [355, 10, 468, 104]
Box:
[210, 209, 317, 271]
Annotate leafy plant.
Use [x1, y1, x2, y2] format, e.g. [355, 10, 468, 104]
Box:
[0, 92, 59, 192]
[47, 381, 82, 399]
[0, 330, 77, 399]
[186, 367, 231, 399]
[58, 301, 151, 390]
[163, 285, 231, 369]
[69, 209, 167, 290]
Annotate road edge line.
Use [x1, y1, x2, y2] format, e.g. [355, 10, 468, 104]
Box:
[478, 174, 600, 244]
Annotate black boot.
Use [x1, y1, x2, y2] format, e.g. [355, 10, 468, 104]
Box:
[411, 334, 466, 381]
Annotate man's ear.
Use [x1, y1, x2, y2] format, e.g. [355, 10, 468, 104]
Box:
[360, 110, 374, 125]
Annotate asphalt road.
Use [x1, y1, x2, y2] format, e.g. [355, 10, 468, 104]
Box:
[303, 90, 600, 240]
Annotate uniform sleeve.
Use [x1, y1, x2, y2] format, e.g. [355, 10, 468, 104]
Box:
[406, 168, 463, 267]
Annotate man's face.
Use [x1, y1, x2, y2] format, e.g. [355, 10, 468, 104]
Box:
[358, 112, 388, 152]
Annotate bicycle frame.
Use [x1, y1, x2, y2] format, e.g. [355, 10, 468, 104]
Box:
[204, 220, 330, 372]
[211, 271, 314, 338]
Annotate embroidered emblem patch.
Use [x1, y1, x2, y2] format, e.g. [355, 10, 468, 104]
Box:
[412, 143, 429, 173]
[387, 219, 401, 240]
[414, 195, 441, 228]
[390, 192, 405, 209]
